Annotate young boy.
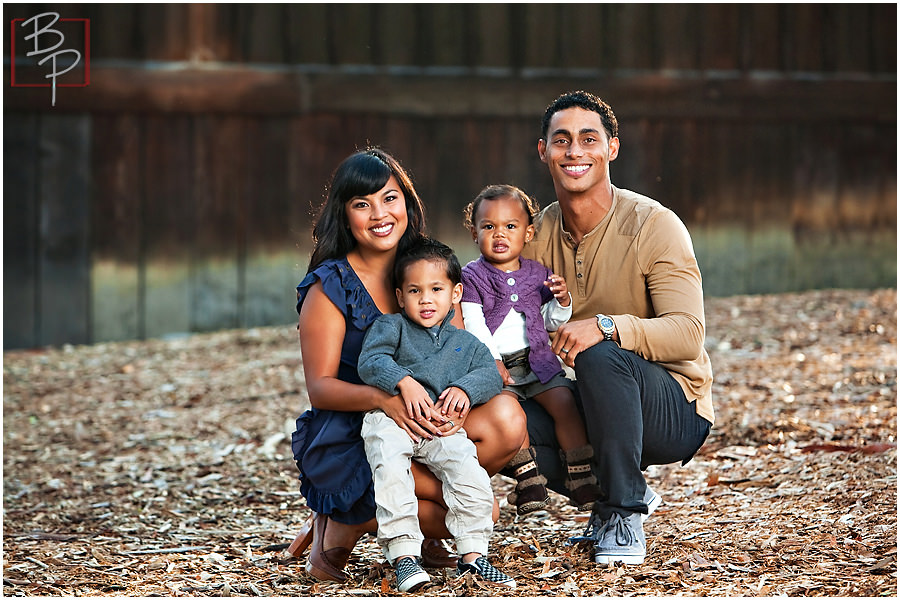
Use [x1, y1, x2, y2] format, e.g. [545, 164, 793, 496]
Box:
[357, 237, 515, 592]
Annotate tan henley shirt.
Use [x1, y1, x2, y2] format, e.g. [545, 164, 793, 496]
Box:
[521, 186, 714, 425]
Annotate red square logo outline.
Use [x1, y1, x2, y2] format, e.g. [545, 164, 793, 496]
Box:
[10, 17, 91, 87]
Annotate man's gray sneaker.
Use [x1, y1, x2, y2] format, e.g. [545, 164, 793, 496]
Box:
[395, 557, 430, 593]
[643, 486, 662, 522]
[593, 512, 646, 565]
[568, 486, 661, 545]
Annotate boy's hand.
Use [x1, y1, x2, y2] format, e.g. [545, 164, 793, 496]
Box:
[496, 359, 514, 385]
[545, 274, 570, 307]
[397, 376, 443, 425]
[437, 386, 472, 421]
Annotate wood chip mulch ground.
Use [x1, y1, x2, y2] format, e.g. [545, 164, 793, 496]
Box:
[3, 288, 896, 597]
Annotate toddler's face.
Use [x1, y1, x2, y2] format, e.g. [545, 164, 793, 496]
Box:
[471, 195, 535, 271]
[396, 259, 462, 328]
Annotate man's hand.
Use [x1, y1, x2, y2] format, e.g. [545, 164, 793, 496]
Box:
[495, 359, 514, 385]
[551, 317, 605, 367]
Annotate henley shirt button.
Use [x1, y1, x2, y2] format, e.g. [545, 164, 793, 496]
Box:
[510, 294, 519, 302]
[577, 273, 583, 278]
[507, 277, 515, 285]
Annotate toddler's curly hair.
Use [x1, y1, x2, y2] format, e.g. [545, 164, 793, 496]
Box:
[463, 184, 541, 231]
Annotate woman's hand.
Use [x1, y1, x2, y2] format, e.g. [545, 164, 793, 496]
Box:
[379, 389, 446, 443]
[431, 402, 467, 437]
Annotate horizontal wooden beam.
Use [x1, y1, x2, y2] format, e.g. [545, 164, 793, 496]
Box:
[5, 64, 896, 123]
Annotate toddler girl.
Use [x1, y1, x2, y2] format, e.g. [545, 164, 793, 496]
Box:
[460, 184, 601, 514]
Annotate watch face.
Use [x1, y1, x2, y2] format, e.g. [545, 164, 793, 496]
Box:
[600, 316, 614, 330]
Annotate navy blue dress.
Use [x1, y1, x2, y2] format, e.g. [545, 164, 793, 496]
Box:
[290, 258, 381, 525]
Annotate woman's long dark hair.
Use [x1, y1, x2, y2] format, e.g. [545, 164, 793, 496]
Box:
[307, 147, 427, 273]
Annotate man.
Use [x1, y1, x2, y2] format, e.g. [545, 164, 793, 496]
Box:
[520, 90, 714, 565]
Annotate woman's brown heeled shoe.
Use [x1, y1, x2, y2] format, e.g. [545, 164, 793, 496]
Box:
[420, 538, 458, 568]
[287, 512, 315, 558]
[305, 513, 351, 582]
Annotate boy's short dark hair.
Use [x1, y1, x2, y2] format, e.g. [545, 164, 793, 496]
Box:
[541, 90, 618, 141]
[393, 237, 462, 290]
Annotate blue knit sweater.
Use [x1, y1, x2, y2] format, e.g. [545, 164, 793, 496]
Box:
[357, 309, 502, 407]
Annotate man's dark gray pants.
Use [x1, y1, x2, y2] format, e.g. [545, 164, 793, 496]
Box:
[520, 341, 711, 520]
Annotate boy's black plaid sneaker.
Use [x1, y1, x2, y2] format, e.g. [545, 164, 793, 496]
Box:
[456, 556, 515, 589]
[395, 557, 430, 593]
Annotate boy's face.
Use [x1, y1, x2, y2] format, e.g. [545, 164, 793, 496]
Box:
[396, 259, 463, 328]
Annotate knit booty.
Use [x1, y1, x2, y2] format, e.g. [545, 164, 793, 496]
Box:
[505, 447, 550, 515]
[563, 445, 603, 510]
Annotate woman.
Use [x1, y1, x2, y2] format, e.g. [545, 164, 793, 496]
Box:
[288, 147, 528, 582]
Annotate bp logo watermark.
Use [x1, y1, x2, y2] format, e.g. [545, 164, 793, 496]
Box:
[10, 12, 90, 106]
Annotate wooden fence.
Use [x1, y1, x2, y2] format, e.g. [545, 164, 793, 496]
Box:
[3, 3, 896, 349]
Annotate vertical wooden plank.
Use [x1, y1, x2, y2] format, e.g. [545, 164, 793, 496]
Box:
[87, 4, 141, 60]
[373, 4, 418, 66]
[834, 124, 897, 288]
[740, 4, 782, 72]
[285, 4, 330, 64]
[329, 4, 374, 65]
[242, 116, 296, 327]
[428, 118, 471, 239]
[611, 4, 657, 70]
[656, 4, 699, 71]
[142, 115, 193, 338]
[190, 115, 243, 333]
[244, 4, 288, 63]
[404, 117, 439, 235]
[288, 113, 350, 275]
[870, 3, 897, 74]
[700, 4, 740, 71]
[185, 3, 226, 62]
[361, 113, 392, 156]
[39, 114, 92, 347]
[473, 4, 512, 68]
[746, 124, 793, 294]
[504, 117, 541, 194]
[657, 121, 690, 217]
[3, 114, 39, 349]
[790, 123, 840, 290]
[704, 122, 751, 296]
[138, 4, 189, 60]
[521, 4, 559, 69]
[91, 114, 141, 342]
[830, 4, 871, 73]
[559, 4, 606, 70]
[610, 117, 641, 199]
[423, 4, 468, 67]
[785, 4, 825, 73]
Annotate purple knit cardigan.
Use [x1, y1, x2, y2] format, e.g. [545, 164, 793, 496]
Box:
[460, 256, 563, 383]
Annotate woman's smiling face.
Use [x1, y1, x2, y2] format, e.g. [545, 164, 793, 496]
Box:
[345, 175, 408, 253]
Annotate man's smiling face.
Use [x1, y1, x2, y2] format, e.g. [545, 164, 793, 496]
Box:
[538, 106, 619, 197]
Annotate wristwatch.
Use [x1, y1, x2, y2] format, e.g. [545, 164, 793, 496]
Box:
[596, 314, 616, 341]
